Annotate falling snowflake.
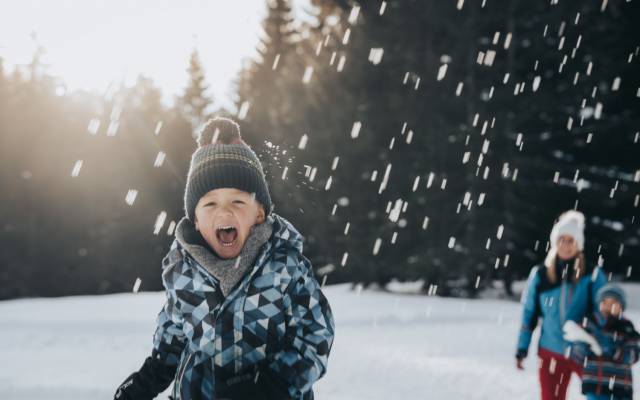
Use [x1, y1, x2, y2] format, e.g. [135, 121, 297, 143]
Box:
[368, 48, 384, 65]
[372, 238, 382, 255]
[153, 211, 167, 235]
[71, 160, 83, 177]
[125, 189, 138, 206]
[350, 121, 362, 139]
[153, 151, 166, 168]
[302, 66, 314, 84]
[87, 119, 100, 135]
[298, 134, 309, 150]
[379, 1, 387, 15]
[238, 101, 251, 120]
[132, 278, 142, 293]
[154, 121, 163, 135]
[437, 64, 448, 81]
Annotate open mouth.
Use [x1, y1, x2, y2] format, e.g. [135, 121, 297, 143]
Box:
[216, 225, 238, 247]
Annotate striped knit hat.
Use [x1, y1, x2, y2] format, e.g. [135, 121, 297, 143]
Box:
[184, 117, 272, 222]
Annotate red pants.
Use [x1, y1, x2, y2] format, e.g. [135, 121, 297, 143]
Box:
[538, 348, 582, 400]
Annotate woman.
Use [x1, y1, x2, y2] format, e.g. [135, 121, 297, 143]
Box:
[515, 210, 606, 400]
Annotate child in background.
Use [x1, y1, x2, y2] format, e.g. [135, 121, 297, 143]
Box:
[563, 283, 640, 400]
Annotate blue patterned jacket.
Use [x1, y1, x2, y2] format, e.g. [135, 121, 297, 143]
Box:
[153, 213, 335, 400]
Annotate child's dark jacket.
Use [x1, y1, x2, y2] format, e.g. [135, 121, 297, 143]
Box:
[569, 313, 640, 399]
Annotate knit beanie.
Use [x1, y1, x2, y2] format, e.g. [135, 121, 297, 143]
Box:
[596, 283, 627, 311]
[550, 210, 585, 250]
[183, 117, 272, 222]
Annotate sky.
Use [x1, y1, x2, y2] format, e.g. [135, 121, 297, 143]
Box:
[0, 0, 268, 109]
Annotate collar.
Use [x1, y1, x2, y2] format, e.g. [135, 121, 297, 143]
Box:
[174, 215, 274, 297]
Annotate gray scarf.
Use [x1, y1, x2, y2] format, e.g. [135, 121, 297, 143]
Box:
[175, 216, 274, 297]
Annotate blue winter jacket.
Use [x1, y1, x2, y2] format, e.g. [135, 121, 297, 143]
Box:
[153, 213, 335, 400]
[516, 259, 607, 358]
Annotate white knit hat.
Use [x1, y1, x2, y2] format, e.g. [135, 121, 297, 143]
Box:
[550, 210, 585, 250]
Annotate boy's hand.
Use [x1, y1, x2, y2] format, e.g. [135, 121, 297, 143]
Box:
[114, 351, 178, 400]
[114, 374, 135, 400]
[114, 372, 154, 400]
[607, 317, 638, 336]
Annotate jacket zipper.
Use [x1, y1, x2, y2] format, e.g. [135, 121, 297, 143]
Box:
[173, 243, 273, 395]
[174, 351, 195, 400]
[559, 280, 566, 322]
[183, 254, 222, 291]
[182, 242, 272, 314]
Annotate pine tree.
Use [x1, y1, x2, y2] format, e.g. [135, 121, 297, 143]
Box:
[235, 0, 299, 141]
[180, 49, 213, 131]
[232, 0, 640, 296]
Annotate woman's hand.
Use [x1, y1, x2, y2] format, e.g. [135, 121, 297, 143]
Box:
[563, 320, 603, 356]
[515, 348, 527, 370]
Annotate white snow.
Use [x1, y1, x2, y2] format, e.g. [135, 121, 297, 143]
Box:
[1, 283, 639, 399]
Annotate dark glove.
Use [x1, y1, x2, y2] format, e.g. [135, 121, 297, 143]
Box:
[607, 317, 627, 332]
[114, 371, 154, 400]
[515, 348, 527, 360]
[606, 318, 640, 339]
[114, 350, 178, 400]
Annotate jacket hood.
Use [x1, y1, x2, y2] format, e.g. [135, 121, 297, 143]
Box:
[268, 213, 304, 255]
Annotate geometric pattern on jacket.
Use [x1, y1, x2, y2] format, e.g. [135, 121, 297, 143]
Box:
[568, 313, 640, 400]
[152, 213, 335, 400]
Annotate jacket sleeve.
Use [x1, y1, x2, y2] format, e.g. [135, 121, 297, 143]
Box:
[613, 320, 640, 365]
[151, 288, 188, 371]
[152, 245, 189, 370]
[516, 267, 541, 358]
[567, 341, 591, 366]
[266, 255, 336, 398]
[115, 248, 188, 400]
[621, 336, 640, 364]
[115, 291, 187, 399]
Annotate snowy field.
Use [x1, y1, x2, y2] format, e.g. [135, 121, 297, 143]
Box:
[1, 283, 640, 400]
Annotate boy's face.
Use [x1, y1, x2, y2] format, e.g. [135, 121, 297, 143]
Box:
[194, 188, 266, 259]
[599, 296, 623, 318]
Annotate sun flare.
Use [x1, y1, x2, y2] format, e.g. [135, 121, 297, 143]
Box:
[0, 0, 264, 107]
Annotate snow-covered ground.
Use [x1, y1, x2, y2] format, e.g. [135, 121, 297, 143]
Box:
[1, 283, 639, 399]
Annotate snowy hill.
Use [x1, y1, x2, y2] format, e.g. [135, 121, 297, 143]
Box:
[1, 283, 639, 399]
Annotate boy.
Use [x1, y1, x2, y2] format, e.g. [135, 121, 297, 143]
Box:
[114, 117, 335, 400]
[563, 283, 639, 400]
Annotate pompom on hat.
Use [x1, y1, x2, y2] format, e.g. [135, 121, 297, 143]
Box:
[549, 210, 586, 250]
[183, 117, 272, 222]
